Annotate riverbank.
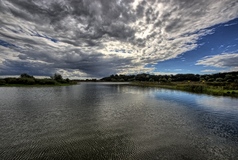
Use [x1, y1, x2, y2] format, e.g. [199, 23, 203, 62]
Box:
[0, 83, 78, 87]
[0, 73, 78, 87]
[129, 82, 238, 97]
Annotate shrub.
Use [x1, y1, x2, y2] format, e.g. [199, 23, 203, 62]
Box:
[226, 79, 233, 82]
[18, 78, 35, 85]
[183, 84, 204, 92]
[0, 79, 6, 85]
[44, 79, 56, 85]
[216, 78, 223, 82]
[36, 79, 56, 85]
[5, 78, 18, 84]
[208, 78, 214, 82]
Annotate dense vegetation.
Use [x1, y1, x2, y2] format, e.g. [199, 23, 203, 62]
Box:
[101, 71, 238, 83]
[101, 72, 238, 96]
[0, 73, 77, 86]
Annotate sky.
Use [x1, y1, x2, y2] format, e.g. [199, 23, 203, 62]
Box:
[0, 0, 238, 79]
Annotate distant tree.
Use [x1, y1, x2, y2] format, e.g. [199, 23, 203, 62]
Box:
[5, 78, 18, 84]
[208, 78, 214, 82]
[159, 77, 167, 82]
[118, 78, 125, 82]
[216, 78, 223, 82]
[135, 73, 149, 81]
[18, 78, 35, 85]
[52, 73, 63, 82]
[200, 78, 205, 82]
[225, 74, 233, 81]
[205, 76, 210, 80]
[20, 73, 34, 78]
[99, 71, 238, 83]
[111, 78, 116, 81]
[0, 79, 6, 85]
[149, 78, 154, 82]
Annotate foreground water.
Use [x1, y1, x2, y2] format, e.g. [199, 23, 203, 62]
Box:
[1, 82, 238, 160]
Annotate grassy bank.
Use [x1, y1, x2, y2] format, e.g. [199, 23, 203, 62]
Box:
[129, 81, 238, 97]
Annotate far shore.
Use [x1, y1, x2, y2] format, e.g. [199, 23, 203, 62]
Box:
[0, 83, 79, 87]
[0, 73, 77, 87]
[128, 81, 238, 97]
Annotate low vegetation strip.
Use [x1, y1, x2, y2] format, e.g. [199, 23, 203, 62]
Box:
[101, 71, 238, 83]
[0, 73, 77, 87]
[129, 81, 238, 97]
[100, 71, 238, 97]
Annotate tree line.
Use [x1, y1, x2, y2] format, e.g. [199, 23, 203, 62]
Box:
[101, 71, 238, 83]
[0, 73, 76, 86]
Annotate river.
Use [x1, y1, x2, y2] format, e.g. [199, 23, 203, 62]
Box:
[1, 82, 238, 159]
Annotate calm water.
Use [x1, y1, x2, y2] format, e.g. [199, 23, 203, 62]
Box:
[1, 82, 238, 160]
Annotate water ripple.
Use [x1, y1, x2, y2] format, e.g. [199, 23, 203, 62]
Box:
[1, 84, 238, 159]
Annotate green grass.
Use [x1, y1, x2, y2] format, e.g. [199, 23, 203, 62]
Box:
[129, 81, 238, 97]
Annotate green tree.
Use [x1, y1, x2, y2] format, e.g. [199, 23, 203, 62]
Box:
[225, 74, 233, 81]
[216, 78, 223, 82]
[20, 73, 34, 78]
[159, 77, 167, 82]
[0, 79, 6, 85]
[208, 78, 214, 82]
[52, 73, 63, 82]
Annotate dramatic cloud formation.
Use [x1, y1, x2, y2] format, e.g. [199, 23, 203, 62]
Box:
[1, 0, 238, 78]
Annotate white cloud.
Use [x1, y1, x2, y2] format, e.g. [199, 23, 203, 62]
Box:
[196, 53, 238, 71]
[201, 69, 217, 73]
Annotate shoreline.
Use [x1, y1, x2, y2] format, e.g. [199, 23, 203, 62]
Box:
[128, 81, 238, 97]
[2, 81, 238, 97]
[0, 83, 78, 87]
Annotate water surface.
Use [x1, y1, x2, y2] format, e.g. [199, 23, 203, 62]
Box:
[1, 82, 238, 159]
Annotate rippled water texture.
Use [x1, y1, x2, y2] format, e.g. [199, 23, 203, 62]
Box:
[1, 82, 238, 159]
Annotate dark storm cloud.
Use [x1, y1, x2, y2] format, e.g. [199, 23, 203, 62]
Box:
[0, 0, 238, 78]
[4, 0, 136, 40]
[0, 59, 55, 76]
[0, 0, 138, 77]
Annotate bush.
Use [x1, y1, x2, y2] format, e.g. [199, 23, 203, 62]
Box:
[183, 85, 204, 92]
[206, 82, 226, 86]
[44, 79, 56, 85]
[159, 78, 167, 82]
[35, 79, 56, 85]
[208, 78, 214, 82]
[226, 79, 233, 82]
[18, 78, 35, 85]
[0, 79, 6, 85]
[5, 78, 18, 84]
[216, 78, 223, 82]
